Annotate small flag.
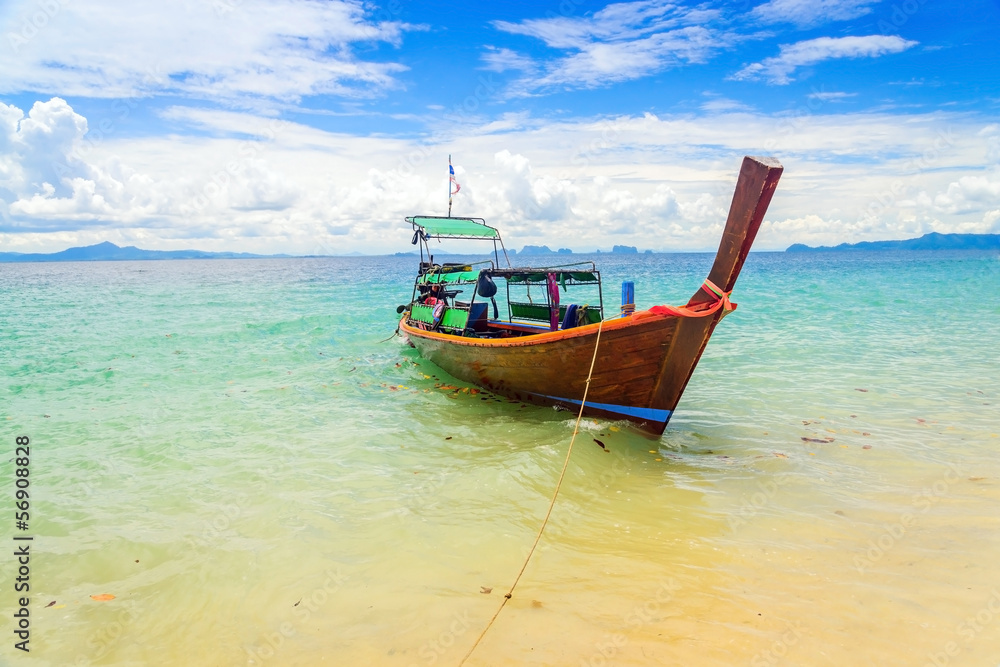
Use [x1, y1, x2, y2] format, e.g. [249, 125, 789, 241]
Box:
[449, 158, 461, 195]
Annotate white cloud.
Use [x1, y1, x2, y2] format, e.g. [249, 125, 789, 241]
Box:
[700, 95, 754, 112]
[0, 0, 420, 104]
[985, 209, 1000, 231]
[749, 0, 881, 27]
[488, 1, 733, 95]
[932, 173, 1000, 215]
[2, 98, 998, 254]
[732, 35, 918, 85]
[807, 91, 857, 102]
[481, 47, 537, 74]
[981, 124, 1000, 163]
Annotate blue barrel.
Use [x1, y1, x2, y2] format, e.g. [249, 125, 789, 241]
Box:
[621, 281, 635, 316]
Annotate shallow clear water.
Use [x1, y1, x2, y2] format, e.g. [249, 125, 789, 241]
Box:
[1, 251, 999, 666]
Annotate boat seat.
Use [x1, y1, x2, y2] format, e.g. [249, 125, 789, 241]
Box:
[509, 302, 602, 326]
[467, 302, 489, 332]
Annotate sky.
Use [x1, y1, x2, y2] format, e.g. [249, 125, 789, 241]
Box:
[1, 0, 998, 255]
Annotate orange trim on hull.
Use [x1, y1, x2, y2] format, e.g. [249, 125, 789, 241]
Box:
[399, 309, 681, 347]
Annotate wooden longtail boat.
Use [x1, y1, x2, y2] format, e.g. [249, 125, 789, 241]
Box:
[398, 156, 783, 435]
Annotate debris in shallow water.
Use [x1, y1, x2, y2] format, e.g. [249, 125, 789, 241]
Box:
[348, 367, 356, 373]
[531, 600, 543, 608]
[801, 437, 834, 443]
[774, 453, 787, 458]
[863, 445, 872, 450]
[91, 594, 115, 601]
[593, 438, 606, 450]
[855, 388, 868, 392]
[445, 436, 452, 440]
[969, 476, 985, 481]
[294, 599, 301, 606]
[45, 601, 56, 608]
[862, 432, 871, 436]
[480, 586, 492, 594]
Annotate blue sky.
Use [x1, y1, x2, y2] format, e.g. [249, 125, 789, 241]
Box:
[1, 0, 998, 254]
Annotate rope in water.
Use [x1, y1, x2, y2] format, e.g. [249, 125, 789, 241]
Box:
[376, 329, 400, 344]
[457, 318, 606, 667]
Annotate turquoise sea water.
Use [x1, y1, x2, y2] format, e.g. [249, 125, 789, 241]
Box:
[1, 250, 999, 666]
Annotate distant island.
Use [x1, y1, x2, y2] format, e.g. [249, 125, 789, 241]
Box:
[517, 244, 650, 254]
[787, 232, 1000, 252]
[0, 241, 293, 263]
[517, 245, 572, 255]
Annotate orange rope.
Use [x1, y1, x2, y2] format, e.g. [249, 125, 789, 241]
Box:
[644, 279, 736, 319]
[458, 319, 605, 666]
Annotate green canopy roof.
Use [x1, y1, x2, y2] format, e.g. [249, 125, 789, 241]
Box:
[506, 271, 599, 284]
[418, 271, 479, 284]
[408, 216, 499, 239]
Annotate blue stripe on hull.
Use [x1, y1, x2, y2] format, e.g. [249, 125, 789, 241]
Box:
[527, 392, 671, 424]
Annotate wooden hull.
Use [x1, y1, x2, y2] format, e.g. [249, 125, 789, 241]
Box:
[403, 309, 709, 434]
[400, 156, 783, 435]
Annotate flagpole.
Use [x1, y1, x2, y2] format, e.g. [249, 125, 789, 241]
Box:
[448, 155, 453, 218]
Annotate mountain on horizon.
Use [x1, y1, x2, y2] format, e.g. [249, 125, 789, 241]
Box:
[787, 232, 1000, 252]
[0, 241, 294, 262]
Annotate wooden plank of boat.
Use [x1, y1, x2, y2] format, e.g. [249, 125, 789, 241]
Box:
[400, 156, 783, 435]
